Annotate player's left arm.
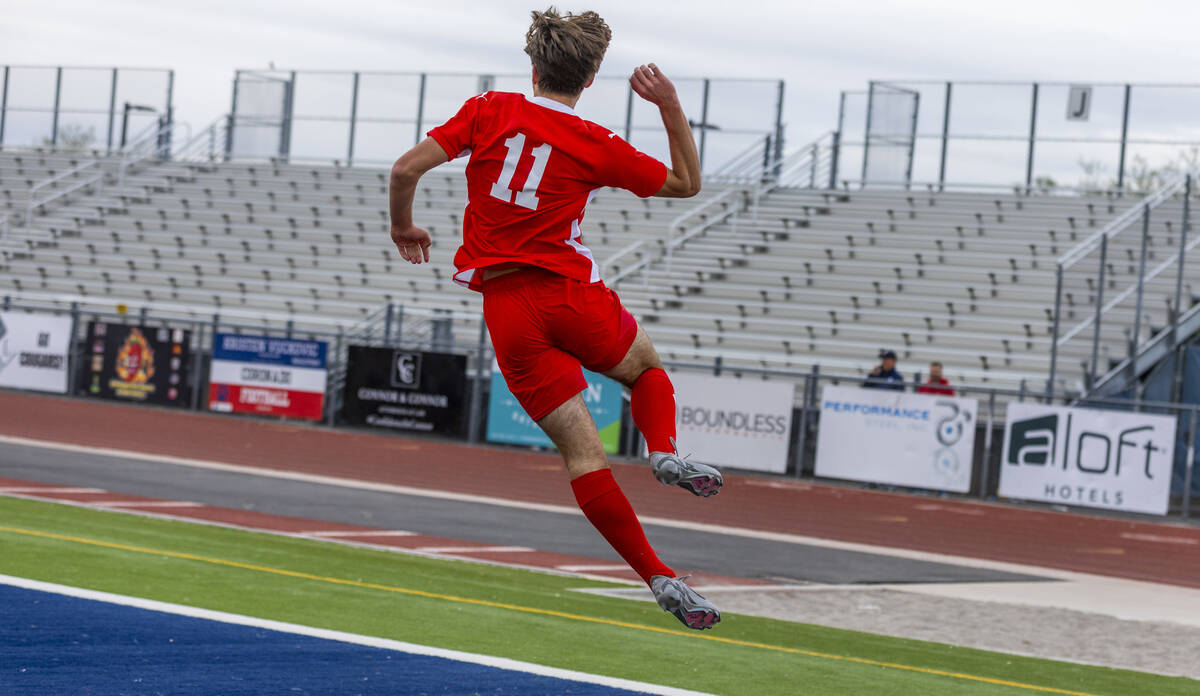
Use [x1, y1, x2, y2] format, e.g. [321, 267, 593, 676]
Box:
[389, 138, 450, 265]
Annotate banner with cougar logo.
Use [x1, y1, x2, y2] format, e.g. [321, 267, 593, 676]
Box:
[999, 403, 1176, 515]
[671, 373, 794, 474]
[0, 312, 73, 393]
[814, 385, 977, 492]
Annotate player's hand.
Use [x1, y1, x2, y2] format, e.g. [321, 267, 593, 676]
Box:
[630, 64, 680, 109]
[390, 224, 432, 264]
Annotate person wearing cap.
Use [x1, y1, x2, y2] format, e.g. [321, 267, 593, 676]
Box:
[862, 349, 905, 391]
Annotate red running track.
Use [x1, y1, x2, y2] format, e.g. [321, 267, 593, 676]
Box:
[4, 391, 1200, 588]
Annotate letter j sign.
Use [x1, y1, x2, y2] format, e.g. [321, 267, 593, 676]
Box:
[1067, 85, 1092, 122]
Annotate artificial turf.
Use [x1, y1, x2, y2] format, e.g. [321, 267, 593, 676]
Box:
[0, 495, 1193, 696]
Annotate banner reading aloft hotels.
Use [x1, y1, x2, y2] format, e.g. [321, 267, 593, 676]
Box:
[814, 386, 977, 493]
[209, 333, 328, 421]
[0, 312, 72, 393]
[1000, 403, 1176, 515]
[85, 322, 191, 407]
[671, 373, 794, 474]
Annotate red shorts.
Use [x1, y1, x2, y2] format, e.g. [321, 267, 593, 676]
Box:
[482, 267, 637, 421]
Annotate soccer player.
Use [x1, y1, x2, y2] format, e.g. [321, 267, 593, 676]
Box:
[386, 8, 722, 630]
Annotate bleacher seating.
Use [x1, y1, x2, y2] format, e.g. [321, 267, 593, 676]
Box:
[2, 148, 1186, 392]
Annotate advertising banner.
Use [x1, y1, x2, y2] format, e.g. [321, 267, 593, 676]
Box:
[208, 333, 328, 421]
[814, 386, 977, 492]
[671, 373, 794, 474]
[342, 346, 468, 437]
[85, 322, 191, 407]
[999, 403, 1177, 515]
[0, 312, 72, 393]
[486, 360, 623, 453]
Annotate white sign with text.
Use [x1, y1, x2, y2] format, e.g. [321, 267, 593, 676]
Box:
[670, 373, 794, 474]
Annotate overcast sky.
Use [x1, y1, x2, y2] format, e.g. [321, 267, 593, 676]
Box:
[4, 0, 1200, 178]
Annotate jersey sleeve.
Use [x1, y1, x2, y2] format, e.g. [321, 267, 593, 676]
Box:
[428, 94, 486, 160]
[596, 133, 668, 198]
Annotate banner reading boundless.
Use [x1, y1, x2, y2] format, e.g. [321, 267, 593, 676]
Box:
[814, 385, 977, 493]
[0, 312, 73, 394]
[486, 359, 623, 453]
[208, 333, 328, 421]
[999, 403, 1177, 515]
[671, 372, 794, 473]
[342, 346, 468, 437]
[85, 322, 191, 407]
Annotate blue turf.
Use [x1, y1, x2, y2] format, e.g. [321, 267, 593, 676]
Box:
[0, 585, 651, 695]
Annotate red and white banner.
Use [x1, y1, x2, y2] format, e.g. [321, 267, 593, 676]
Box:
[208, 333, 327, 421]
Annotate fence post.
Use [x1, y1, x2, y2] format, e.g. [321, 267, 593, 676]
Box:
[1116, 84, 1131, 191]
[979, 390, 996, 499]
[1130, 204, 1151, 377]
[794, 369, 813, 478]
[286, 318, 294, 339]
[189, 321, 204, 411]
[860, 82, 875, 186]
[326, 331, 343, 427]
[1171, 175, 1191, 349]
[698, 78, 710, 170]
[1024, 82, 1039, 190]
[828, 130, 840, 190]
[50, 67, 63, 151]
[0, 65, 8, 146]
[623, 81, 634, 143]
[1184, 408, 1197, 519]
[106, 68, 118, 154]
[66, 301, 81, 396]
[467, 315, 488, 443]
[1088, 234, 1108, 390]
[1047, 263, 1063, 399]
[414, 73, 427, 147]
[937, 81, 952, 192]
[383, 303, 394, 345]
[347, 71, 360, 166]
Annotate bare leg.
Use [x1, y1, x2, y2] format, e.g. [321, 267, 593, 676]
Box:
[602, 325, 663, 388]
[536, 393, 607, 480]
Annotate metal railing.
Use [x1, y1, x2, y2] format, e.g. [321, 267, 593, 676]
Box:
[1048, 169, 1198, 395]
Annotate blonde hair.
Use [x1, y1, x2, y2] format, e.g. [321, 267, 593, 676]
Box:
[524, 7, 611, 96]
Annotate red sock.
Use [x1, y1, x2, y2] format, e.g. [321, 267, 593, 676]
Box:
[570, 469, 674, 585]
[631, 368, 676, 454]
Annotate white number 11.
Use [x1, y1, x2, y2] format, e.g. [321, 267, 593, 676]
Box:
[489, 132, 552, 211]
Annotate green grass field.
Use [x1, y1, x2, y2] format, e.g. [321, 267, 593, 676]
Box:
[0, 495, 1193, 696]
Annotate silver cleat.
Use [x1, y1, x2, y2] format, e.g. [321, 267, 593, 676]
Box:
[650, 574, 721, 630]
[649, 439, 723, 497]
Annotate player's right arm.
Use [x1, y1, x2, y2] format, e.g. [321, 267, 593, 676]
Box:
[630, 64, 701, 198]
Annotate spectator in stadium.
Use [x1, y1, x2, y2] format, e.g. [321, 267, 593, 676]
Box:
[862, 349, 905, 391]
[917, 361, 956, 396]
[386, 8, 720, 630]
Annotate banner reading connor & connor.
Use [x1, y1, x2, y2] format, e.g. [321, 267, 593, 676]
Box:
[85, 322, 191, 407]
[342, 346, 468, 437]
[814, 386, 977, 493]
[671, 372, 794, 474]
[0, 312, 72, 393]
[208, 333, 328, 421]
[999, 403, 1177, 515]
[486, 360, 623, 453]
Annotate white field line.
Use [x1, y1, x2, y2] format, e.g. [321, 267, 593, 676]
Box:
[556, 564, 631, 572]
[0, 574, 713, 696]
[94, 501, 204, 508]
[0, 486, 107, 494]
[415, 545, 534, 553]
[303, 530, 417, 537]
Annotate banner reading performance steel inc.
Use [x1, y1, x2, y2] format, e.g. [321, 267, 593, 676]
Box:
[0, 312, 73, 394]
[341, 346, 468, 437]
[84, 322, 191, 407]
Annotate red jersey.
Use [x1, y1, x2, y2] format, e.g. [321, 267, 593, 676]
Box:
[428, 92, 668, 291]
[917, 378, 955, 396]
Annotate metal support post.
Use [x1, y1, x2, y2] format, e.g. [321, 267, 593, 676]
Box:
[286, 318, 294, 339]
[1046, 263, 1063, 399]
[347, 72, 360, 165]
[66, 302, 80, 396]
[106, 68, 118, 154]
[383, 303, 394, 345]
[905, 91, 919, 189]
[414, 73, 427, 146]
[1088, 234, 1108, 389]
[1117, 84, 1131, 191]
[828, 130, 840, 190]
[189, 322, 204, 411]
[326, 331, 343, 426]
[713, 355, 722, 377]
[1172, 175, 1192, 349]
[696, 78, 711, 169]
[1024, 83, 1039, 190]
[51, 67, 63, 150]
[227, 71, 240, 160]
[937, 82, 952, 192]
[772, 79, 785, 178]
[860, 82, 875, 186]
[164, 70, 175, 156]
[467, 316, 488, 443]
[0, 65, 8, 146]
[979, 391, 996, 499]
[623, 82, 634, 143]
[1184, 408, 1198, 519]
[794, 370, 813, 478]
[280, 71, 296, 161]
[1130, 205, 1151, 375]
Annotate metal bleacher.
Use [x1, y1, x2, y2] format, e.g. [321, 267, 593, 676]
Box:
[2, 137, 1188, 393]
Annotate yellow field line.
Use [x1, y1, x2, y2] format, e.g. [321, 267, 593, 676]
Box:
[0, 524, 1101, 696]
